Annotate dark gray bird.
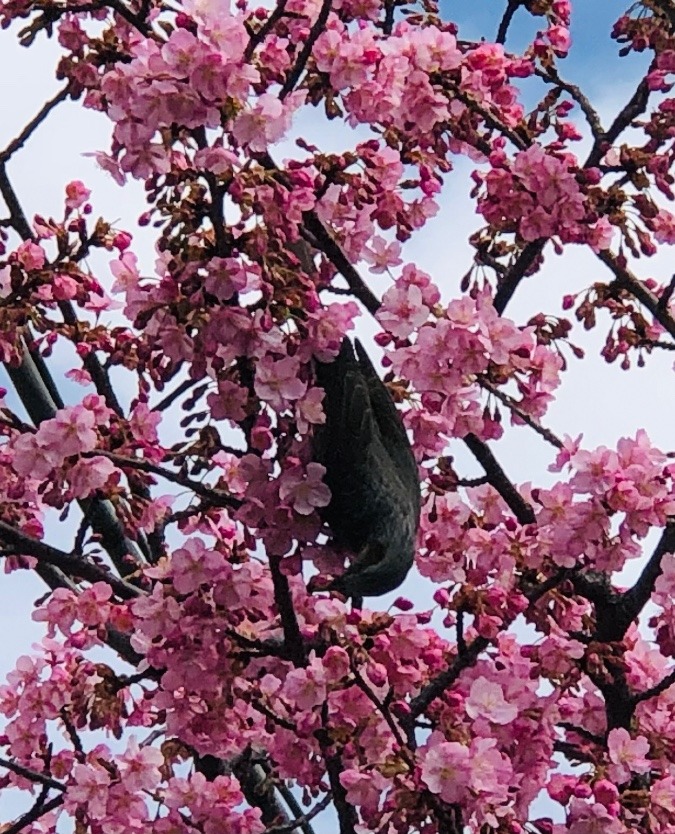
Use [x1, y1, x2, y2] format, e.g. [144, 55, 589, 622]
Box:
[312, 338, 420, 598]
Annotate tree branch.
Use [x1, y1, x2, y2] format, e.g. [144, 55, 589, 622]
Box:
[598, 249, 675, 340]
[0, 87, 70, 164]
[3, 794, 63, 834]
[96, 451, 242, 509]
[0, 758, 65, 792]
[463, 433, 536, 524]
[0, 519, 141, 600]
[632, 667, 675, 706]
[619, 522, 675, 636]
[479, 379, 564, 449]
[0, 166, 146, 576]
[407, 636, 490, 728]
[585, 78, 651, 169]
[268, 555, 307, 668]
[257, 154, 381, 314]
[495, 0, 523, 45]
[279, 0, 332, 99]
[535, 66, 604, 142]
[316, 705, 357, 834]
[492, 240, 546, 316]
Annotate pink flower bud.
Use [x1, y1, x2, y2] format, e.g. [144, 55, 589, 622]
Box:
[390, 700, 411, 717]
[113, 231, 132, 251]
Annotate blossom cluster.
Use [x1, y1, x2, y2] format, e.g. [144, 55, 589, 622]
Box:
[0, 0, 674, 833]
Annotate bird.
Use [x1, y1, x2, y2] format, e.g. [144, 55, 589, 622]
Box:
[312, 338, 420, 598]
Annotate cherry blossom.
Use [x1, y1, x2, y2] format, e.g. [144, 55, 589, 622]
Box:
[0, 1, 674, 833]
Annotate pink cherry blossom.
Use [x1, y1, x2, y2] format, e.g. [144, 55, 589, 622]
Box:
[279, 462, 331, 516]
[66, 763, 111, 818]
[281, 660, 327, 711]
[466, 677, 518, 725]
[232, 94, 296, 153]
[15, 240, 46, 271]
[64, 180, 91, 210]
[607, 728, 651, 784]
[254, 355, 307, 411]
[117, 736, 164, 792]
[421, 741, 471, 804]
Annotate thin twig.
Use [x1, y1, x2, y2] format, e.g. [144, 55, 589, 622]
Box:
[599, 249, 675, 340]
[94, 451, 242, 508]
[274, 782, 324, 834]
[31, 0, 151, 34]
[152, 377, 199, 412]
[245, 0, 288, 60]
[534, 66, 604, 141]
[0, 758, 65, 792]
[257, 154, 381, 314]
[449, 82, 529, 151]
[3, 794, 63, 834]
[479, 379, 564, 449]
[407, 636, 490, 724]
[632, 668, 675, 706]
[0, 87, 70, 163]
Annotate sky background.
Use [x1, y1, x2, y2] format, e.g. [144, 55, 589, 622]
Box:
[0, 0, 673, 827]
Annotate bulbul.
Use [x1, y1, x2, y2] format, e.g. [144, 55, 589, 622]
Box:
[312, 338, 420, 597]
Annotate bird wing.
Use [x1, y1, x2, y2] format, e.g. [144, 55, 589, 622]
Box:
[312, 337, 421, 597]
[313, 340, 381, 550]
[354, 339, 420, 517]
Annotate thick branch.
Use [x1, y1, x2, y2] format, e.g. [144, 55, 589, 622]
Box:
[197, 752, 308, 834]
[269, 555, 307, 668]
[495, 0, 522, 45]
[0, 520, 141, 600]
[585, 78, 651, 169]
[570, 523, 675, 645]
[463, 433, 536, 524]
[0, 167, 145, 576]
[620, 522, 675, 634]
[492, 240, 546, 315]
[316, 704, 357, 834]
